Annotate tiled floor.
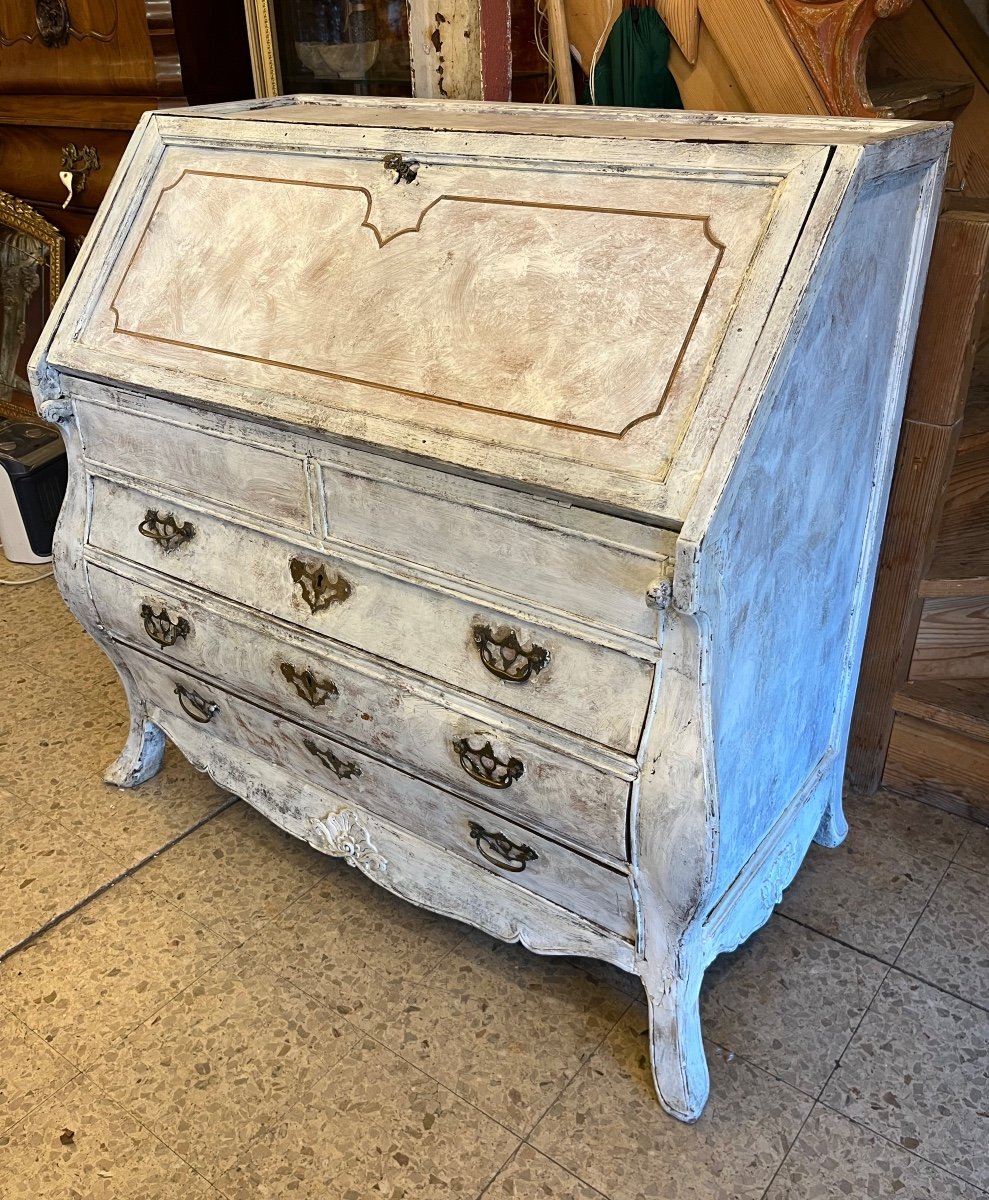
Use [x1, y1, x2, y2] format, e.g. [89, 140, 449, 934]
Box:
[1, 568, 988, 1199]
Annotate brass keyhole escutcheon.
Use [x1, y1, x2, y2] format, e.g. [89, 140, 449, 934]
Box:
[383, 152, 419, 185]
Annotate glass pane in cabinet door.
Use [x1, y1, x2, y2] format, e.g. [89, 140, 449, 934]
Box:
[269, 0, 412, 96]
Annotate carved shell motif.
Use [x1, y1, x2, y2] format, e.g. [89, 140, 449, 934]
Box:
[309, 808, 387, 876]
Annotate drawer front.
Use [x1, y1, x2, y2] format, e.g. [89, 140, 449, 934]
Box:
[77, 402, 311, 532]
[321, 459, 669, 638]
[88, 562, 634, 862]
[0, 125, 128, 212]
[119, 649, 636, 940]
[86, 478, 655, 753]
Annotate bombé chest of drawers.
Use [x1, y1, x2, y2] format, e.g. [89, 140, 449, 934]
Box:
[31, 95, 948, 1121]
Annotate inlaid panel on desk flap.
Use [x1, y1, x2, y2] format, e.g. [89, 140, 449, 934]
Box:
[50, 109, 834, 516]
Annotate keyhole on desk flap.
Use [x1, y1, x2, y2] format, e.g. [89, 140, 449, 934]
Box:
[383, 153, 419, 185]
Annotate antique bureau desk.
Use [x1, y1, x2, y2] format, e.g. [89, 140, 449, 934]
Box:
[31, 96, 946, 1121]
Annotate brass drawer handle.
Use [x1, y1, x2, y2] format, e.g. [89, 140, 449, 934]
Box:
[139, 509, 195, 553]
[290, 557, 352, 613]
[453, 735, 524, 789]
[472, 624, 549, 684]
[59, 143, 100, 209]
[468, 821, 537, 873]
[175, 684, 219, 723]
[140, 603, 190, 648]
[280, 662, 338, 707]
[303, 736, 362, 781]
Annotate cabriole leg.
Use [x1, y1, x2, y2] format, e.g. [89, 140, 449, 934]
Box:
[104, 669, 166, 787]
[641, 961, 709, 1123]
[813, 774, 848, 848]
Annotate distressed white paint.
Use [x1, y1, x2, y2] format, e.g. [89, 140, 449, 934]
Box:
[31, 98, 947, 1122]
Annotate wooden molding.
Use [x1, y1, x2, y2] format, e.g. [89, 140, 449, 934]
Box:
[771, 0, 913, 116]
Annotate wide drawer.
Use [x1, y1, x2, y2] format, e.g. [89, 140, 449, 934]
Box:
[118, 648, 636, 941]
[77, 400, 311, 533]
[87, 560, 634, 863]
[86, 477, 656, 754]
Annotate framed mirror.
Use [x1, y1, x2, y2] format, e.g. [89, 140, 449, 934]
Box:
[0, 192, 65, 420]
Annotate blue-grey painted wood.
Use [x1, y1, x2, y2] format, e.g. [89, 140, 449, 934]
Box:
[30, 96, 947, 1121]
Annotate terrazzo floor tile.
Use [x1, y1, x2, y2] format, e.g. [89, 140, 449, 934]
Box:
[822, 969, 989, 1190]
[778, 793, 953, 962]
[843, 791, 972, 861]
[0, 575, 77, 657]
[0, 876, 230, 1070]
[529, 1005, 813, 1200]
[0, 789, 123, 955]
[700, 913, 887, 1095]
[212, 1035, 520, 1200]
[897, 864, 989, 1007]
[480, 1144, 607, 1199]
[0, 1006, 79, 1135]
[89, 946, 362, 1180]
[246, 861, 467, 1029]
[367, 930, 632, 1135]
[135, 801, 329, 943]
[0, 621, 119, 739]
[765, 1104, 986, 1199]
[0, 1074, 211, 1199]
[2, 677, 232, 871]
[955, 824, 989, 875]
[564, 955, 645, 1000]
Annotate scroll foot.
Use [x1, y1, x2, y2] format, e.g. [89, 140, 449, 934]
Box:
[104, 714, 166, 788]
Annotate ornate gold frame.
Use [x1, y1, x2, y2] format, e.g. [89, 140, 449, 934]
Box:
[0, 189, 65, 309]
[243, 0, 282, 97]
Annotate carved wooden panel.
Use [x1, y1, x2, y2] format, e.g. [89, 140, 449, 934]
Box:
[771, 0, 912, 116]
[0, 0, 182, 96]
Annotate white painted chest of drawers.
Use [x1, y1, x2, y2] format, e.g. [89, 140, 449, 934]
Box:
[31, 96, 947, 1121]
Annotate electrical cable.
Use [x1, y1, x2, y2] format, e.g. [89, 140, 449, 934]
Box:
[588, 0, 617, 105]
[0, 571, 54, 584]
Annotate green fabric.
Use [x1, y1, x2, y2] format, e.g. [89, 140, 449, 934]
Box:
[581, 7, 683, 109]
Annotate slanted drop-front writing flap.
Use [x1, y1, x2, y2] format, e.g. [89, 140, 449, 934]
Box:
[52, 112, 832, 516]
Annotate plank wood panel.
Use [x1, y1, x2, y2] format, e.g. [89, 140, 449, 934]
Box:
[939, 441, 989, 516]
[847, 212, 989, 791]
[923, 443, 989, 596]
[894, 679, 989, 741]
[847, 418, 961, 786]
[922, 523, 989, 596]
[911, 595, 989, 678]
[697, 0, 825, 115]
[925, 0, 989, 85]
[871, 1, 989, 200]
[669, 24, 751, 113]
[901, 213, 989, 425]
[884, 712, 989, 812]
[959, 343, 989, 449]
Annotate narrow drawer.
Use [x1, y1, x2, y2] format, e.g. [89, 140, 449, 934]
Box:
[119, 649, 636, 941]
[0, 125, 128, 212]
[88, 561, 634, 863]
[76, 402, 311, 532]
[86, 477, 655, 753]
[321, 454, 672, 639]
